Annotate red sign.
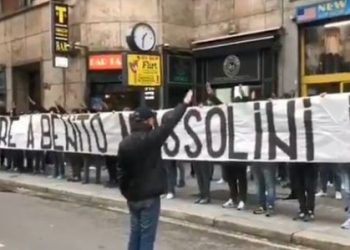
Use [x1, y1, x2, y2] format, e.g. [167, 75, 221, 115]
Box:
[89, 54, 123, 70]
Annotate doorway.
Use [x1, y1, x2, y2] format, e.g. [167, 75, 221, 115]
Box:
[12, 62, 41, 113]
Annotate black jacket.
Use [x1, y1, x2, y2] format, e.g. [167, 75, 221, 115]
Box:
[117, 103, 187, 202]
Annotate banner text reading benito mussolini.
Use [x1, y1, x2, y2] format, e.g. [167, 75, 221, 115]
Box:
[1, 93, 350, 162]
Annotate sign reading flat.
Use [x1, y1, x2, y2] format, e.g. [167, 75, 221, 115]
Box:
[2, 93, 350, 162]
[52, 2, 69, 68]
[127, 54, 161, 87]
[89, 54, 123, 71]
[296, 0, 350, 23]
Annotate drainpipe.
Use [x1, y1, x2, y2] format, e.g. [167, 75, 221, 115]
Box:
[280, 0, 286, 95]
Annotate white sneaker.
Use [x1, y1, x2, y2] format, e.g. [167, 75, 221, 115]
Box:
[336, 191, 343, 200]
[316, 191, 326, 197]
[166, 193, 174, 200]
[237, 201, 245, 210]
[216, 178, 225, 184]
[341, 218, 350, 229]
[222, 199, 234, 208]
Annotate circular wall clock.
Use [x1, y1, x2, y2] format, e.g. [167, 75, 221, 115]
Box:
[126, 23, 156, 52]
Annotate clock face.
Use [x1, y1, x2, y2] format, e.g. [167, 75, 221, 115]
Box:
[133, 24, 156, 51]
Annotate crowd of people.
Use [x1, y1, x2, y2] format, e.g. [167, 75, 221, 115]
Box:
[0, 85, 349, 250]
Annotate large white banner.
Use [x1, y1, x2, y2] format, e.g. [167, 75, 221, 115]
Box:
[1, 93, 350, 162]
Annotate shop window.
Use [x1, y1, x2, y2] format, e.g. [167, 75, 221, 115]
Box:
[168, 55, 193, 85]
[306, 83, 340, 96]
[263, 50, 273, 78]
[304, 20, 350, 75]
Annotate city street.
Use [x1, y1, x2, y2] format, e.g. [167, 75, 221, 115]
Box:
[0, 191, 303, 250]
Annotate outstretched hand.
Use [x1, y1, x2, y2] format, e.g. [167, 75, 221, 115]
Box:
[28, 96, 35, 105]
[320, 92, 327, 98]
[206, 82, 214, 96]
[183, 90, 193, 105]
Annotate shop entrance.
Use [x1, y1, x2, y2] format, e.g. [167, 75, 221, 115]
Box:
[89, 71, 141, 111]
[12, 62, 41, 113]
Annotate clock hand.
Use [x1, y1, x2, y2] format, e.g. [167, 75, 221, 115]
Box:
[142, 33, 147, 48]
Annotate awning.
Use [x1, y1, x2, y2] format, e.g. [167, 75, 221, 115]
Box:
[191, 27, 283, 58]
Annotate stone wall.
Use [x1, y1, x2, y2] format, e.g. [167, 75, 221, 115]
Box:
[0, 0, 332, 110]
[0, 2, 53, 111]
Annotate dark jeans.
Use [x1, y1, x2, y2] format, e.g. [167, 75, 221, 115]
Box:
[288, 163, 298, 197]
[164, 160, 177, 194]
[83, 155, 102, 184]
[105, 155, 118, 184]
[8, 150, 24, 172]
[128, 197, 160, 250]
[27, 151, 45, 174]
[177, 162, 185, 186]
[340, 164, 350, 219]
[66, 153, 82, 180]
[319, 164, 341, 192]
[253, 163, 276, 208]
[193, 161, 213, 199]
[223, 163, 247, 203]
[54, 152, 65, 177]
[293, 163, 318, 214]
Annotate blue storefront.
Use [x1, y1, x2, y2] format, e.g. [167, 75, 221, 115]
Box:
[296, 0, 350, 96]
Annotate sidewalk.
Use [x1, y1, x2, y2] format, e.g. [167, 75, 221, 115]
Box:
[0, 171, 349, 250]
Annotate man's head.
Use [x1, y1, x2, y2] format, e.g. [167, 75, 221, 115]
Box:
[131, 106, 157, 131]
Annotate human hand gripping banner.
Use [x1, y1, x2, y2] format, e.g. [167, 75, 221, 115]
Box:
[1, 93, 350, 162]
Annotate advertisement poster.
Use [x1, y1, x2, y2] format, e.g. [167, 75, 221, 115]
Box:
[127, 54, 161, 87]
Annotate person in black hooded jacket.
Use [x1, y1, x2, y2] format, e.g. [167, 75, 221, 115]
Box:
[117, 90, 192, 250]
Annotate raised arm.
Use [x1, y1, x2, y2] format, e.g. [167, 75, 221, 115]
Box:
[206, 82, 223, 105]
[146, 90, 193, 148]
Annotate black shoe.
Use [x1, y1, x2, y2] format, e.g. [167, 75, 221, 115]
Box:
[293, 212, 306, 221]
[253, 207, 266, 215]
[307, 211, 315, 221]
[198, 198, 210, 205]
[67, 176, 81, 182]
[303, 214, 310, 222]
[266, 206, 274, 217]
[283, 194, 297, 200]
[104, 181, 118, 188]
[177, 180, 185, 188]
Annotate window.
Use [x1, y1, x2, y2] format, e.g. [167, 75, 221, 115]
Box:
[19, 0, 33, 8]
[304, 20, 350, 75]
[0, 0, 33, 14]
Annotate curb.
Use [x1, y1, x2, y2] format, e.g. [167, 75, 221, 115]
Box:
[1, 178, 349, 250]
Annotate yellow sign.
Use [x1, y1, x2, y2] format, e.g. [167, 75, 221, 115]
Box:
[52, 3, 69, 55]
[127, 54, 161, 86]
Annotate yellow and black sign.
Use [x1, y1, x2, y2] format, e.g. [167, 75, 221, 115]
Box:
[52, 3, 69, 56]
[127, 54, 161, 87]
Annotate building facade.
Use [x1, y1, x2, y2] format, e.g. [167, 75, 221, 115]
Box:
[0, 0, 346, 112]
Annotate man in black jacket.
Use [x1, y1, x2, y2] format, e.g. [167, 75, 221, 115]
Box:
[118, 90, 192, 250]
